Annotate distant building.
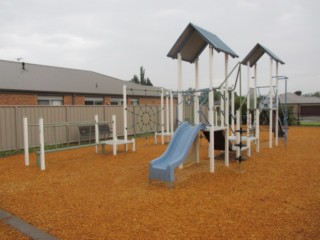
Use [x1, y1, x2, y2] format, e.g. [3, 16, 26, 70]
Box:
[0, 60, 166, 106]
[279, 93, 320, 119]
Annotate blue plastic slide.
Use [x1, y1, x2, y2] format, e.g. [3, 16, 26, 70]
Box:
[149, 122, 206, 186]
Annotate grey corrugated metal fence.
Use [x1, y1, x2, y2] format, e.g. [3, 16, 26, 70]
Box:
[0, 105, 177, 151]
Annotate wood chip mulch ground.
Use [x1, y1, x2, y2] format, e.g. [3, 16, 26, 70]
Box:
[0, 126, 319, 239]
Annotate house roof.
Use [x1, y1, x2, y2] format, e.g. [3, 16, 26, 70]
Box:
[242, 43, 285, 67]
[0, 60, 163, 97]
[279, 93, 320, 104]
[167, 23, 239, 63]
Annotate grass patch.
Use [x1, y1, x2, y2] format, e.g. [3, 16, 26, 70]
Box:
[0, 133, 157, 158]
[0, 147, 40, 158]
[0, 149, 24, 158]
[300, 121, 320, 126]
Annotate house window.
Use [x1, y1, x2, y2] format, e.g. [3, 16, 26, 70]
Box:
[111, 98, 124, 106]
[85, 97, 103, 105]
[37, 96, 63, 106]
[131, 99, 139, 106]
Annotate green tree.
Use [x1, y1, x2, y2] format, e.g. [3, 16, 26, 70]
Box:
[130, 66, 153, 86]
[146, 77, 153, 86]
[304, 91, 320, 98]
[131, 75, 140, 84]
[313, 92, 320, 98]
[140, 66, 146, 85]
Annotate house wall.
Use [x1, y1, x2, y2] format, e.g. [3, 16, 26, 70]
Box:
[287, 103, 320, 122]
[0, 92, 168, 106]
[0, 93, 37, 105]
[74, 95, 85, 105]
[127, 96, 177, 106]
[104, 97, 111, 105]
[64, 95, 73, 105]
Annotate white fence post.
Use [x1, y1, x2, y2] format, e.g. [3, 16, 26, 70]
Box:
[161, 88, 164, 144]
[112, 115, 117, 155]
[39, 118, 45, 170]
[23, 117, 29, 166]
[95, 115, 99, 153]
[170, 90, 174, 136]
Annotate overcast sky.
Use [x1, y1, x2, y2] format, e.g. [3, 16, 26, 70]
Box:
[1, 0, 319, 95]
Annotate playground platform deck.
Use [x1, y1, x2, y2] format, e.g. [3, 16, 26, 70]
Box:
[0, 126, 319, 239]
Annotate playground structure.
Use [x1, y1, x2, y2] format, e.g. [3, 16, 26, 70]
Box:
[23, 113, 135, 170]
[123, 85, 174, 144]
[149, 122, 205, 187]
[166, 23, 242, 173]
[257, 75, 289, 144]
[22, 83, 175, 171]
[21, 23, 287, 180]
[149, 23, 287, 185]
[241, 43, 287, 148]
[154, 89, 174, 144]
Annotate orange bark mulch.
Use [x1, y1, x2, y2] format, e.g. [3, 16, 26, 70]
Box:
[0, 126, 319, 239]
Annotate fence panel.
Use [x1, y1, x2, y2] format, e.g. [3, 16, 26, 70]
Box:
[111, 106, 125, 137]
[0, 107, 17, 151]
[0, 104, 177, 151]
[17, 106, 68, 149]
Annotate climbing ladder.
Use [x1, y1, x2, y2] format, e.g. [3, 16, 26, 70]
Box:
[258, 93, 288, 144]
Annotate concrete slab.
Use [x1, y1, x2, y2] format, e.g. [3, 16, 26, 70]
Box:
[0, 209, 58, 240]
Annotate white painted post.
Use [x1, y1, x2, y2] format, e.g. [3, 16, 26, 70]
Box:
[236, 110, 240, 158]
[132, 138, 136, 152]
[166, 91, 169, 135]
[95, 115, 99, 153]
[247, 61, 251, 138]
[112, 114, 117, 155]
[224, 53, 229, 167]
[177, 53, 184, 170]
[231, 90, 235, 136]
[161, 88, 164, 144]
[23, 117, 29, 166]
[123, 85, 128, 151]
[254, 63, 258, 114]
[39, 118, 45, 170]
[269, 58, 273, 148]
[194, 58, 200, 163]
[256, 109, 260, 152]
[177, 53, 183, 123]
[275, 62, 279, 146]
[194, 58, 200, 124]
[209, 46, 215, 173]
[170, 90, 174, 137]
[254, 63, 259, 152]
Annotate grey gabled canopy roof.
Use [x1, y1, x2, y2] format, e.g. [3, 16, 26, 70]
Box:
[0, 60, 163, 97]
[242, 43, 285, 67]
[167, 23, 239, 63]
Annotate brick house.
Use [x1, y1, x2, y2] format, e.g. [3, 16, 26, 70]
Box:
[279, 93, 320, 121]
[0, 59, 168, 106]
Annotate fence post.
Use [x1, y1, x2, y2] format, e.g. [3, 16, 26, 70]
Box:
[39, 118, 45, 170]
[161, 88, 164, 144]
[112, 115, 117, 155]
[14, 106, 19, 150]
[23, 117, 29, 166]
[170, 90, 174, 136]
[95, 115, 99, 153]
